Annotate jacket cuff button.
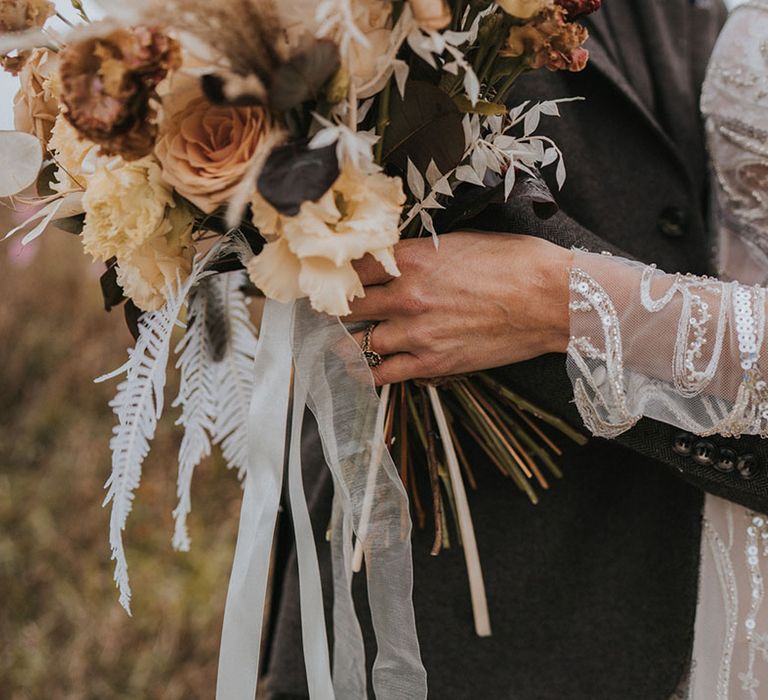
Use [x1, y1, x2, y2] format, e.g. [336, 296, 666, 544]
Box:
[737, 454, 759, 481]
[715, 447, 737, 473]
[673, 432, 695, 456]
[692, 440, 718, 467]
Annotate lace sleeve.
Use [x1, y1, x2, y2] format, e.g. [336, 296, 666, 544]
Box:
[567, 250, 768, 440]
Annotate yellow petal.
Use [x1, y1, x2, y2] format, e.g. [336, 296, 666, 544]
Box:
[246, 238, 304, 303]
[371, 247, 400, 278]
[298, 257, 364, 317]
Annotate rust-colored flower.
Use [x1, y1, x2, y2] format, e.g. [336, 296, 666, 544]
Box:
[408, 0, 451, 31]
[0, 0, 55, 75]
[501, 5, 590, 72]
[556, 0, 602, 18]
[59, 25, 181, 161]
[0, 0, 53, 32]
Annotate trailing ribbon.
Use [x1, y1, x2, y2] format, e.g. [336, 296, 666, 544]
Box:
[216, 300, 295, 700]
[292, 302, 427, 700]
[216, 299, 427, 700]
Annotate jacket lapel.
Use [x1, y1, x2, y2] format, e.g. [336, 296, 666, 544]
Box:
[585, 0, 698, 187]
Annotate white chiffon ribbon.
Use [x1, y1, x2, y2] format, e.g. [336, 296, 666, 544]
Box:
[216, 299, 427, 700]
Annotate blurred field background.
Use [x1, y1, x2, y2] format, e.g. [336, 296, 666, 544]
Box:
[0, 219, 244, 698]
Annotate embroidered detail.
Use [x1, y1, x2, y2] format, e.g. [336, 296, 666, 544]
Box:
[567, 261, 768, 438]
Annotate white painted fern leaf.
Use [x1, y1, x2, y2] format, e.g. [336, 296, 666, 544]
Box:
[211, 271, 259, 479]
[170, 281, 218, 553]
[97, 254, 216, 614]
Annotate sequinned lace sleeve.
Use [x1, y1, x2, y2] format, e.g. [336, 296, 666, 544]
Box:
[567, 1, 768, 445]
[567, 250, 768, 440]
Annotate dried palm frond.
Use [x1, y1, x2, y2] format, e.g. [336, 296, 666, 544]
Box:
[99, 0, 286, 79]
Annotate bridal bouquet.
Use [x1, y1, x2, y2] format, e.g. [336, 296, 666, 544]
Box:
[0, 0, 599, 696]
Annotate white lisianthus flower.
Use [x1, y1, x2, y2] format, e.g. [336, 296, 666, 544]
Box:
[247, 165, 405, 316]
[497, 0, 550, 19]
[295, 0, 396, 99]
[115, 204, 195, 311]
[347, 0, 396, 98]
[81, 158, 174, 262]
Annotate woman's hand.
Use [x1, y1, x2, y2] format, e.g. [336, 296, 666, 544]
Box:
[349, 232, 573, 385]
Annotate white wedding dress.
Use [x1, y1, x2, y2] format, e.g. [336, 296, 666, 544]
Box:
[565, 2, 768, 698]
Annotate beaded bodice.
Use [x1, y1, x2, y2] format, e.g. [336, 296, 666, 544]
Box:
[702, 0, 768, 283]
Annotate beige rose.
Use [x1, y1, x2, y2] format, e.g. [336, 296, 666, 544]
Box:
[247, 164, 405, 316]
[408, 0, 451, 31]
[498, 0, 551, 19]
[13, 47, 58, 146]
[0, 0, 53, 32]
[81, 158, 174, 262]
[155, 96, 271, 214]
[115, 205, 195, 311]
[349, 0, 396, 98]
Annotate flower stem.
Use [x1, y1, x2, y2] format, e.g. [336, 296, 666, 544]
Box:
[374, 78, 393, 165]
[496, 63, 528, 104]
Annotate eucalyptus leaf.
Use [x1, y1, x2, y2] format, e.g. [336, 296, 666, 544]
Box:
[0, 131, 43, 197]
[53, 214, 86, 235]
[381, 80, 465, 175]
[36, 162, 58, 197]
[124, 299, 143, 340]
[101, 261, 126, 312]
[257, 140, 339, 216]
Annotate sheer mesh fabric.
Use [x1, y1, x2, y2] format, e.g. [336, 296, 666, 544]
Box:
[566, 3, 768, 698]
[568, 253, 768, 439]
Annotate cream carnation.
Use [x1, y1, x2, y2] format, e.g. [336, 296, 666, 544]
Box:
[115, 205, 195, 311]
[47, 114, 105, 192]
[81, 158, 174, 262]
[154, 96, 271, 214]
[498, 0, 550, 19]
[247, 165, 405, 316]
[13, 47, 59, 146]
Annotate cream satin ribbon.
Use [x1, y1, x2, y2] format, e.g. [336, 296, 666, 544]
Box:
[216, 300, 297, 700]
[216, 299, 427, 700]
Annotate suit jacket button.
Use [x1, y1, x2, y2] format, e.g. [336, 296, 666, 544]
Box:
[737, 454, 759, 481]
[658, 206, 688, 238]
[673, 431, 695, 456]
[692, 440, 718, 466]
[715, 447, 737, 473]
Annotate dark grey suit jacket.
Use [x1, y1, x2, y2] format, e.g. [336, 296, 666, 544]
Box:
[265, 2, 768, 699]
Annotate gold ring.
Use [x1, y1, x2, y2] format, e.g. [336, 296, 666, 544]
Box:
[361, 323, 383, 368]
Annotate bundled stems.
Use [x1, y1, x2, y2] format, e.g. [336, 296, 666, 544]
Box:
[420, 387, 444, 556]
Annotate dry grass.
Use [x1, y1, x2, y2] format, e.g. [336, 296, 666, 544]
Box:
[0, 226, 245, 699]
